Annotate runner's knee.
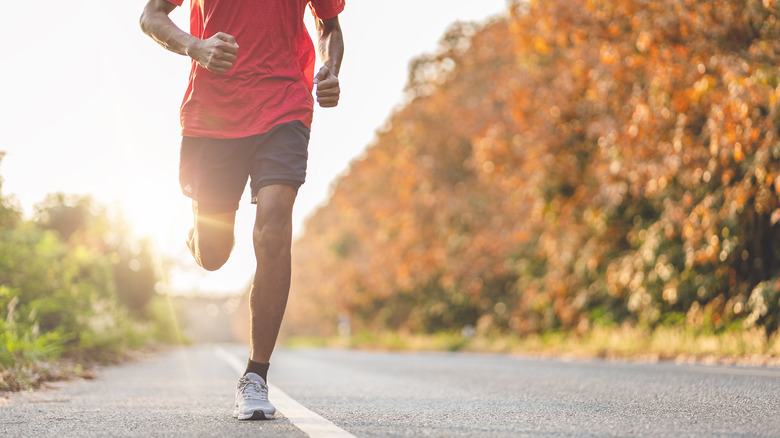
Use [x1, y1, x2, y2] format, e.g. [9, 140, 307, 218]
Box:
[253, 218, 291, 258]
[252, 185, 296, 257]
[198, 245, 232, 271]
[192, 205, 237, 271]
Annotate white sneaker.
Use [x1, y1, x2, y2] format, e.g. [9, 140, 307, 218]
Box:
[233, 373, 276, 420]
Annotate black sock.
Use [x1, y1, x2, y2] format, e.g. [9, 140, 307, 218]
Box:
[244, 359, 270, 382]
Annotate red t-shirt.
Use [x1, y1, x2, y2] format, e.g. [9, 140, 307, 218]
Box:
[165, 0, 345, 138]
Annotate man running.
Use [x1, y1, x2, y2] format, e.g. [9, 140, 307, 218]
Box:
[139, 0, 344, 420]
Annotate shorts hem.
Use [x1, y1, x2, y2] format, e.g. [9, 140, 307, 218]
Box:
[250, 179, 304, 204]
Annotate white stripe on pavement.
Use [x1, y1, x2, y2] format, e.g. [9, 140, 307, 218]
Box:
[214, 346, 358, 438]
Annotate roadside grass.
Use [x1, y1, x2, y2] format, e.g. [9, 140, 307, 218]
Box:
[0, 295, 186, 392]
[284, 324, 780, 366]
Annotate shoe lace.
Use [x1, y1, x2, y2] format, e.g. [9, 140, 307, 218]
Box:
[238, 376, 269, 400]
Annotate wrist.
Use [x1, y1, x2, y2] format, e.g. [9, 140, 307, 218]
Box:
[184, 37, 201, 60]
[324, 62, 339, 77]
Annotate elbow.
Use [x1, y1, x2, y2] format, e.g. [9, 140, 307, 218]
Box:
[139, 10, 148, 34]
[139, 3, 159, 36]
[139, 9, 151, 35]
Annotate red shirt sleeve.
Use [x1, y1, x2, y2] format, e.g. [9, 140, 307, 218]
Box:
[165, 0, 183, 6]
[309, 0, 345, 20]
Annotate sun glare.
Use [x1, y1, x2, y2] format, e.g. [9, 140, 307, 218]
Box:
[1, 0, 507, 298]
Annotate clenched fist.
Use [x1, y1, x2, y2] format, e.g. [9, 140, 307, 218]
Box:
[313, 66, 340, 108]
[187, 32, 239, 74]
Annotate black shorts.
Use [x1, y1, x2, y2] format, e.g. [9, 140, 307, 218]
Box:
[179, 120, 310, 212]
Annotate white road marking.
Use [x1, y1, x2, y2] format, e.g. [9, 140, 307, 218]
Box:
[214, 346, 358, 438]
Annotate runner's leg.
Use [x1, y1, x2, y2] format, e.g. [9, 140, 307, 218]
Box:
[187, 202, 237, 271]
[249, 184, 298, 363]
[180, 134, 252, 271]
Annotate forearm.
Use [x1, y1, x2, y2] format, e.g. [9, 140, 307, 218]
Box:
[139, 2, 198, 57]
[317, 18, 344, 76]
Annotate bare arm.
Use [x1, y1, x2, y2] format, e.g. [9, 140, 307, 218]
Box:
[313, 16, 344, 108]
[139, 0, 238, 74]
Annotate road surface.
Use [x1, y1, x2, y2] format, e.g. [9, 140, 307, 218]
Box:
[2, 344, 779, 437]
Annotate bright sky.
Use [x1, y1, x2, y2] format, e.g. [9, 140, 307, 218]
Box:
[0, 0, 507, 295]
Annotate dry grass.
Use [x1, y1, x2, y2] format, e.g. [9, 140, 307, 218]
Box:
[285, 325, 780, 366]
[0, 358, 96, 393]
[0, 345, 171, 393]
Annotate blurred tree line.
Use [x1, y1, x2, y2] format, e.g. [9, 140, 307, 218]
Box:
[0, 153, 172, 389]
[288, 0, 780, 338]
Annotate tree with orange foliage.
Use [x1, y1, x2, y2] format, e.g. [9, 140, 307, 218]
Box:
[289, 0, 780, 337]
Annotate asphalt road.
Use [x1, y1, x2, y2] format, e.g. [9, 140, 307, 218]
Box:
[2, 344, 779, 437]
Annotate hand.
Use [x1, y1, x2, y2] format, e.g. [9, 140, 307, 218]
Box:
[188, 32, 238, 74]
[313, 66, 340, 108]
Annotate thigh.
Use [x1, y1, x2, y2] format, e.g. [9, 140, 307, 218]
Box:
[180, 135, 255, 211]
[193, 203, 237, 246]
[248, 120, 310, 203]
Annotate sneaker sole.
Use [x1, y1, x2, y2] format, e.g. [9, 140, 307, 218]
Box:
[237, 410, 275, 421]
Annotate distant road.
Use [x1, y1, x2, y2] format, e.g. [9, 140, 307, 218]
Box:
[3, 344, 780, 437]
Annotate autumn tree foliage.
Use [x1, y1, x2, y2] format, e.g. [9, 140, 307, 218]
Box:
[288, 0, 780, 337]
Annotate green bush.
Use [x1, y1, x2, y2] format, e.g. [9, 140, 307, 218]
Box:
[0, 154, 175, 390]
